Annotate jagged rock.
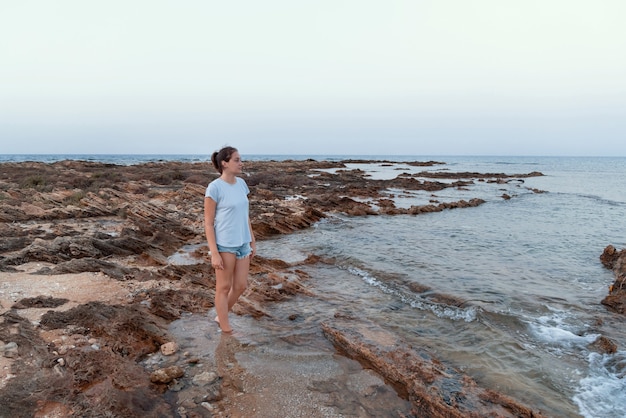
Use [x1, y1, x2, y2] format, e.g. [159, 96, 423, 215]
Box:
[600, 244, 623, 269]
[601, 245, 626, 315]
[589, 335, 618, 354]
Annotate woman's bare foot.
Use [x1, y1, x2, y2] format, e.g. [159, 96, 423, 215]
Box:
[215, 316, 232, 333]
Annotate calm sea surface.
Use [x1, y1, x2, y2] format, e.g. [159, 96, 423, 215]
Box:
[3, 154, 625, 417]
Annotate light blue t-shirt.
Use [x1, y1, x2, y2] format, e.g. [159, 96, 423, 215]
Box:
[205, 177, 251, 247]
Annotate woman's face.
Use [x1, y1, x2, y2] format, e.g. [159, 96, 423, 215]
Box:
[223, 151, 243, 174]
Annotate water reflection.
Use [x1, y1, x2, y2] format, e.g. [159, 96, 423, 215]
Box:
[167, 243, 206, 265]
[164, 302, 415, 417]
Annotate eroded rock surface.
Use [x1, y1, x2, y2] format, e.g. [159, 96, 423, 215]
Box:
[601, 245, 626, 314]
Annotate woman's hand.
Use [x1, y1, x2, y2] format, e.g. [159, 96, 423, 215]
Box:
[250, 242, 256, 258]
[211, 253, 224, 270]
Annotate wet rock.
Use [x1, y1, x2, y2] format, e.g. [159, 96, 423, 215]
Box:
[144, 288, 214, 320]
[600, 244, 624, 269]
[322, 319, 545, 418]
[151, 365, 185, 384]
[589, 335, 618, 354]
[601, 245, 626, 315]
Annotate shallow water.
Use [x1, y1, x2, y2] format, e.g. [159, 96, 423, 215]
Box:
[256, 156, 626, 418]
[163, 294, 414, 417]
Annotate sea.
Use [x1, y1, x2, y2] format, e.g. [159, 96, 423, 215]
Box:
[2, 154, 625, 417]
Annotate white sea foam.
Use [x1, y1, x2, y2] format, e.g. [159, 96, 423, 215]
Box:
[528, 313, 599, 350]
[573, 352, 626, 418]
[347, 266, 478, 322]
[530, 324, 599, 347]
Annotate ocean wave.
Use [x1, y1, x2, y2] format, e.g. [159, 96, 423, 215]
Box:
[526, 310, 600, 352]
[346, 266, 478, 322]
[573, 351, 626, 418]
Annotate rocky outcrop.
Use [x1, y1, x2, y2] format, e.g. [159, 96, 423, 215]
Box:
[0, 159, 546, 417]
[601, 245, 626, 314]
[322, 318, 546, 418]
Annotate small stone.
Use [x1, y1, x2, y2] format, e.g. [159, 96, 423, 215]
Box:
[57, 358, 66, 366]
[200, 402, 214, 411]
[2, 342, 18, 358]
[160, 342, 179, 356]
[204, 386, 223, 402]
[179, 399, 196, 409]
[192, 371, 219, 386]
[150, 366, 184, 384]
[169, 379, 185, 392]
[53, 364, 65, 377]
[176, 406, 188, 418]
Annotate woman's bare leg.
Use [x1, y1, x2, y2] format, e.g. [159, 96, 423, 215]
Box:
[215, 252, 237, 333]
[227, 256, 250, 310]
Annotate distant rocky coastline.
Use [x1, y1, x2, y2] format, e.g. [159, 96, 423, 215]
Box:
[3, 158, 611, 417]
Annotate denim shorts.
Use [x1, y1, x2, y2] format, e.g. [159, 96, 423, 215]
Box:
[216, 242, 252, 259]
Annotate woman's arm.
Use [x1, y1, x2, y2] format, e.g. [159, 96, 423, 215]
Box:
[248, 218, 256, 257]
[204, 197, 223, 269]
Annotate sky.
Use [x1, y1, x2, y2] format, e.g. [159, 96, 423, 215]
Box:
[1, 0, 625, 156]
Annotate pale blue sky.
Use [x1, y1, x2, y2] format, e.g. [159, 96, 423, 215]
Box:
[1, 1, 625, 156]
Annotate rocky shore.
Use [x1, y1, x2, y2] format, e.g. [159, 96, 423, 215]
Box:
[1, 158, 602, 417]
[601, 245, 626, 316]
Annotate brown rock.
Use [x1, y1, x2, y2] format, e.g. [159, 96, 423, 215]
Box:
[160, 341, 179, 356]
[601, 245, 626, 314]
[150, 366, 184, 384]
[600, 245, 621, 269]
[589, 335, 618, 354]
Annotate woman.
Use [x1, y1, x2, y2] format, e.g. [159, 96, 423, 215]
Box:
[204, 146, 256, 333]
